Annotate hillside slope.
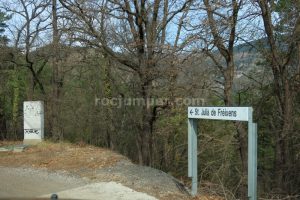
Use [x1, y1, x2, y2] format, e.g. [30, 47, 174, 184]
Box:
[0, 141, 223, 200]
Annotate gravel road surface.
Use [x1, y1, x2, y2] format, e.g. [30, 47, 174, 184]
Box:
[0, 167, 157, 200]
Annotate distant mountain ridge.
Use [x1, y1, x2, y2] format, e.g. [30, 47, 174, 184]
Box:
[233, 37, 269, 54]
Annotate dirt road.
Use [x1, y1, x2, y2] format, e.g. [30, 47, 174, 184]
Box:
[0, 142, 188, 200]
[0, 167, 157, 200]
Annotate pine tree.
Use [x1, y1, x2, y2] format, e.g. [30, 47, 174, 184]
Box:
[0, 10, 10, 46]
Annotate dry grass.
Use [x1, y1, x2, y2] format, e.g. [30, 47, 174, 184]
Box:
[0, 141, 126, 173]
[193, 195, 224, 200]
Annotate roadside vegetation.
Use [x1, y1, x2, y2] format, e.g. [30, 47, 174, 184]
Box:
[0, 0, 299, 199]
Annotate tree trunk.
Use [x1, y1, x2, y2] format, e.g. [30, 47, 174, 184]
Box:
[12, 67, 20, 139]
[135, 78, 156, 166]
[274, 80, 293, 192]
[139, 99, 153, 166]
[51, 0, 63, 140]
[225, 58, 248, 198]
[103, 56, 114, 149]
[0, 105, 7, 140]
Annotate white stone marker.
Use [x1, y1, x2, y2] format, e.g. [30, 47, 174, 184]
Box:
[23, 101, 44, 145]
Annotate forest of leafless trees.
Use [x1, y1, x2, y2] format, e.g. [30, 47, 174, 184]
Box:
[0, 0, 299, 199]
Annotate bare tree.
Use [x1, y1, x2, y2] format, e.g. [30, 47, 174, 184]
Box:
[1, 0, 51, 140]
[256, 0, 300, 194]
[50, 0, 64, 140]
[187, 0, 253, 197]
[2, 0, 51, 98]
[59, 0, 193, 165]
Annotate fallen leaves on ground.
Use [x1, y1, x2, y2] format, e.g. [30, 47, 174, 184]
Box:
[193, 195, 224, 200]
[0, 141, 126, 173]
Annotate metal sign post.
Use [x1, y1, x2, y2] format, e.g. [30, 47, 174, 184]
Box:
[188, 118, 197, 196]
[248, 122, 257, 200]
[187, 107, 257, 200]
